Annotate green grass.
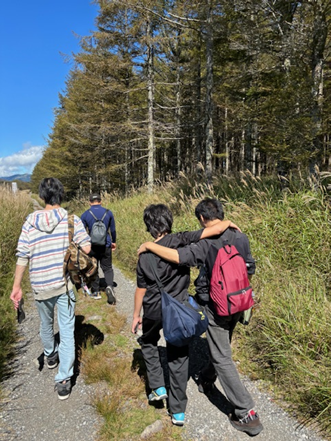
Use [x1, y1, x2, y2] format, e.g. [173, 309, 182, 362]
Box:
[0, 188, 32, 380]
[101, 173, 331, 438]
[18, 172, 330, 439]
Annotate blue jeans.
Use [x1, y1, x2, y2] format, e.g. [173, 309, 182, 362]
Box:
[35, 290, 75, 383]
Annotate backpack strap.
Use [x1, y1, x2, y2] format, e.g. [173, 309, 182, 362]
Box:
[89, 209, 109, 223]
[205, 229, 237, 279]
[89, 210, 99, 221]
[68, 214, 75, 242]
[147, 253, 165, 293]
[64, 215, 75, 275]
[63, 214, 76, 305]
[101, 209, 108, 221]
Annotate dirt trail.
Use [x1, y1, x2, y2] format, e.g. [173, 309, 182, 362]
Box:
[0, 257, 327, 441]
[114, 267, 327, 441]
[0, 291, 101, 441]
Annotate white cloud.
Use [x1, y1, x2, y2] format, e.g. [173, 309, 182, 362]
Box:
[0, 144, 44, 177]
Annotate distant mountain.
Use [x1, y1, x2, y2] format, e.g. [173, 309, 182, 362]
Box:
[0, 173, 31, 182]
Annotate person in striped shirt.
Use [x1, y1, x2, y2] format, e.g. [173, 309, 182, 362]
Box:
[10, 177, 91, 400]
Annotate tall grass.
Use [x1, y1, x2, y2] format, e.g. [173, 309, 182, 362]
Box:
[0, 187, 32, 379]
[105, 172, 330, 437]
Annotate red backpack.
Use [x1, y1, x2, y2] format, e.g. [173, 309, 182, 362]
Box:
[209, 241, 254, 316]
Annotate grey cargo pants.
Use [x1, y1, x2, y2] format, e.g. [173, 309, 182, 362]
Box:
[201, 308, 255, 418]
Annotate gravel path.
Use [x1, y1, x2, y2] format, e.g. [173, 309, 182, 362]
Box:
[114, 267, 326, 441]
[0, 265, 327, 441]
[0, 292, 101, 441]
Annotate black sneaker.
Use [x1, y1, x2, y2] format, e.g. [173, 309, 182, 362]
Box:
[106, 286, 116, 305]
[196, 371, 216, 394]
[46, 352, 59, 369]
[229, 409, 263, 436]
[55, 379, 71, 400]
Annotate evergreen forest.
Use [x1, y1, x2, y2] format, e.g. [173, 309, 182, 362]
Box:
[32, 0, 331, 195]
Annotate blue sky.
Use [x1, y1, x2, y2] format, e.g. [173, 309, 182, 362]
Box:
[0, 1, 99, 177]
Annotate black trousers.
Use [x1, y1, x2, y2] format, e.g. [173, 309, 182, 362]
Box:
[139, 317, 189, 414]
[89, 246, 114, 293]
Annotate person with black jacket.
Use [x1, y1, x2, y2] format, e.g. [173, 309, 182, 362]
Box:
[131, 203, 238, 427]
[137, 198, 263, 437]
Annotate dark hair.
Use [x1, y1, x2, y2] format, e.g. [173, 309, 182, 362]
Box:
[38, 177, 64, 206]
[143, 204, 173, 239]
[195, 198, 224, 221]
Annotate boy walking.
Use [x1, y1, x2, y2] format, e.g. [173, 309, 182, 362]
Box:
[81, 193, 116, 304]
[10, 178, 91, 400]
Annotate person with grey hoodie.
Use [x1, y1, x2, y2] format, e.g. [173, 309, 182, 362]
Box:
[10, 178, 91, 400]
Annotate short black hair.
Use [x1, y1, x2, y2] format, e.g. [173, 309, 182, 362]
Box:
[38, 177, 64, 206]
[195, 198, 224, 221]
[143, 204, 173, 239]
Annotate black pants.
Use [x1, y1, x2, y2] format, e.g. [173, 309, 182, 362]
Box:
[139, 317, 189, 414]
[89, 246, 114, 293]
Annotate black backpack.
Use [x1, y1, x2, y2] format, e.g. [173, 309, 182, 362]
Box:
[89, 210, 108, 245]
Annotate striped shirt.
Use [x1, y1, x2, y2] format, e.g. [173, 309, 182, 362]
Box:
[16, 207, 90, 300]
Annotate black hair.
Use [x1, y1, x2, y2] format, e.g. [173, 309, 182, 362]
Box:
[143, 204, 173, 239]
[195, 198, 224, 221]
[38, 177, 64, 206]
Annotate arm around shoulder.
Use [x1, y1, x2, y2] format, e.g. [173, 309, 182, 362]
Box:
[137, 242, 179, 263]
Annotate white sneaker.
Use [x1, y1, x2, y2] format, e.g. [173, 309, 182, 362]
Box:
[90, 292, 102, 300]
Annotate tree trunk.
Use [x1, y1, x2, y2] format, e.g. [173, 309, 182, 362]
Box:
[205, 1, 214, 183]
[176, 32, 182, 175]
[147, 19, 155, 194]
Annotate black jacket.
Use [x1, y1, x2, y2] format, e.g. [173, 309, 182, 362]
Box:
[177, 228, 255, 306]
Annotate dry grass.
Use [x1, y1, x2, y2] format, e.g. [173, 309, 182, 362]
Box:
[0, 186, 32, 379]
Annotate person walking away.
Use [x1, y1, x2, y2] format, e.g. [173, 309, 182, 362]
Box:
[137, 198, 263, 436]
[132, 203, 238, 427]
[10, 177, 91, 400]
[81, 193, 116, 304]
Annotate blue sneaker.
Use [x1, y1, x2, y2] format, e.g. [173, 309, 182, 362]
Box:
[148, 387, 168, 401]
[171, 412, 185, 426]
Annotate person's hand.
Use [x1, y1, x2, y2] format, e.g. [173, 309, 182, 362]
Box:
[10, 287, 23, 310]
[111, 243, 117, 251]
[131, 316, 142, 334]
[229, 222, 241, 232]
[137, 242, 150, 255]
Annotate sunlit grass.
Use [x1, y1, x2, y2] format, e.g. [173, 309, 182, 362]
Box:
[99, 172, 331, 437]
[0, 187, 32, 379]
[68, 170, 331, 438]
